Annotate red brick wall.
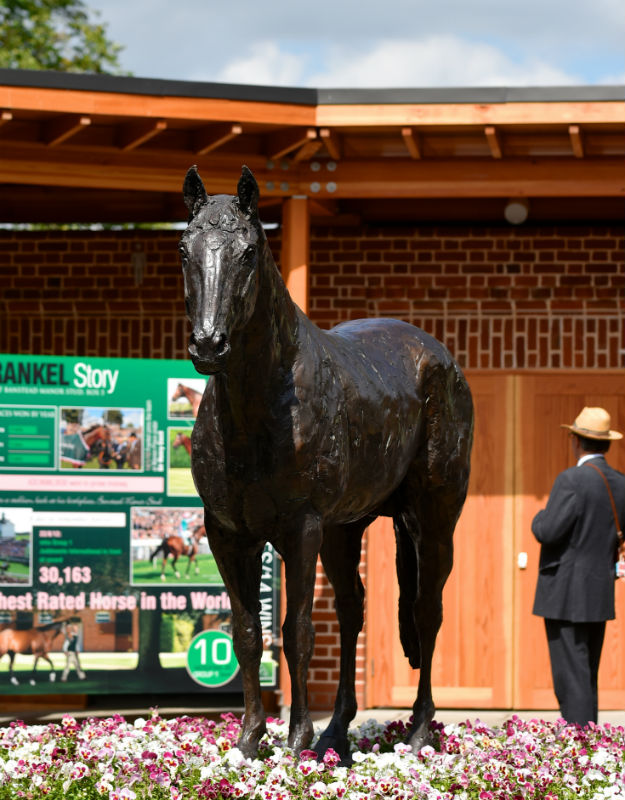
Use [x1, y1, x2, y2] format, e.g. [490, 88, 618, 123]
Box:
[1, 222, 623, 711]
[309, 223, 625, 369]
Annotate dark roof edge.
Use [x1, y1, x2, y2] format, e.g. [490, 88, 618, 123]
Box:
[0, 68, 623, 105]
[318, 85, 625, 104]
[0, 68, 317, 105]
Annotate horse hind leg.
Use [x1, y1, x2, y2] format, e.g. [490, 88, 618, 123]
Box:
[395, 489, 462, 753]
[32, 653, 56, 684]
[315, 520, 368, 763]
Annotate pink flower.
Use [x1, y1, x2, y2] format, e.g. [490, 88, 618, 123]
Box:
[322, 748, 341, 768]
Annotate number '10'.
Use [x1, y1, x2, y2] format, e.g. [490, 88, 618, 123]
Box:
[193, 637, 233, 665]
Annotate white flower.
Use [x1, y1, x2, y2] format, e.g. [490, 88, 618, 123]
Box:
[224, 747, 248, 767]
[591, 749, 610, 766]
[3, 760, 17, 776]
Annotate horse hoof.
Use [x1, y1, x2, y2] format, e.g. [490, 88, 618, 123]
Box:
[160, 574, 166, 581]
[30, 679, 36, 686]
[49, 672, 56, 682]
[10, 677, 19, 686]
[175, 572, 181, 579]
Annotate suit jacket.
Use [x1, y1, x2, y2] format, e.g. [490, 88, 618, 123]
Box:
[532, 456, 625, 622]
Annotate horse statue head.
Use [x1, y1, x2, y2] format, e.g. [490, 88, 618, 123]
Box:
[180, 165, 263, 375]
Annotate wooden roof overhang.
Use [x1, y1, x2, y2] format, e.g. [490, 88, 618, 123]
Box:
[0, 69, 624, 224]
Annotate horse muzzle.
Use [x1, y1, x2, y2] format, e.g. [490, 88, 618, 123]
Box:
[189, 330, 231, 374]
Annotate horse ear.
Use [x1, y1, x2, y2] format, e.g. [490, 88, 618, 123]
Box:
[183, 165, 208, 218]
[237, 165, 260, 218]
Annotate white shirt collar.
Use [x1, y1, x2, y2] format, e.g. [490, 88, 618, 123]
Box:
[577, 453, 604, 467]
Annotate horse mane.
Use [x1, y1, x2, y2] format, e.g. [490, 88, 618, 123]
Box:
[36, 619, 68, 632]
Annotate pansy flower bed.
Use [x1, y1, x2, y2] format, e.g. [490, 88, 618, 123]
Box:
[1, 710, 624, 800]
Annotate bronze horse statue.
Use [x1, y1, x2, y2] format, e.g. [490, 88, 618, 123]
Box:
[150, 524, 206, 580]
[180, 166, 473, 761]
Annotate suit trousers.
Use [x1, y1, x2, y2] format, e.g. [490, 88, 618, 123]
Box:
[544, 618, 606, 725]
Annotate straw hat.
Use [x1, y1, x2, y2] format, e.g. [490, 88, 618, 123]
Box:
[561, 407, 623, 441]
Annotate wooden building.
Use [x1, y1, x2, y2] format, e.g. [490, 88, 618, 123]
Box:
[1, 68, 624, 712]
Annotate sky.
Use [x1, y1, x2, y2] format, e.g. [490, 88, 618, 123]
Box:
[94, 0, 624, 89]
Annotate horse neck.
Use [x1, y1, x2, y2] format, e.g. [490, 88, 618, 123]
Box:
[185, 386, 199, 402]
[229, 238, 299, 390]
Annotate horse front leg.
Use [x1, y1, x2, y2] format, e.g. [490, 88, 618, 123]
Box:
[172, 555, 181, 579]
[315, 522, 367, 763]
[7, 651, 18, 686]
[281, 513, 323, 754]
[209, 529, 266, 757]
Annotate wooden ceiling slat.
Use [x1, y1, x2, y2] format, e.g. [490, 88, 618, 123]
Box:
[569, 124, 584, 158]
[44, 114, 91, 146]
[194, 123, 243, 155]
[118, 119, 168, 151]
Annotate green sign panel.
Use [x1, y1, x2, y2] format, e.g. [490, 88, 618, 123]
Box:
[186, 630, 239, 687]
[0, 354, 280, 696]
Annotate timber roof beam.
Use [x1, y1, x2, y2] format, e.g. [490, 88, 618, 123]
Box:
[194, 123, 243, 155]
[267, 128, 318, 160]
[118, 119, 167, 151]
[43, 114, 91, 146]
[569, 124, 584, 158]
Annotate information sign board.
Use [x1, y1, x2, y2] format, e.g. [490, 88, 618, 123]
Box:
[0, 354, 280, 695]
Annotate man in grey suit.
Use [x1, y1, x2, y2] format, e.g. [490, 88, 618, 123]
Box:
[532, 406, 625, 726]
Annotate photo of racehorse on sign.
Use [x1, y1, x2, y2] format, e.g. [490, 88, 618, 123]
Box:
[168, 428, 196, 496]
[130, 506, 221, 586]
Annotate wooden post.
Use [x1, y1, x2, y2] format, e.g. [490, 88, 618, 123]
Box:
[280, 196, 310, 313]
[278, 195, 310, 713]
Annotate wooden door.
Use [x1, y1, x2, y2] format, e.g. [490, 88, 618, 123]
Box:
[514, 372, 625, 709]
[366, 373, 515, 708]
[367, 370, 625, 710]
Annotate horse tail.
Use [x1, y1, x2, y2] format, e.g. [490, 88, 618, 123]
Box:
[150, 542, 164, 561]
[393, 512, 421, 669]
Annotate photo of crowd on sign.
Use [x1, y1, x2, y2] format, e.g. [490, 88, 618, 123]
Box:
[59, 407, 144, 470]
[0, 507, 32, 585]
[130, 506, 220, 586]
